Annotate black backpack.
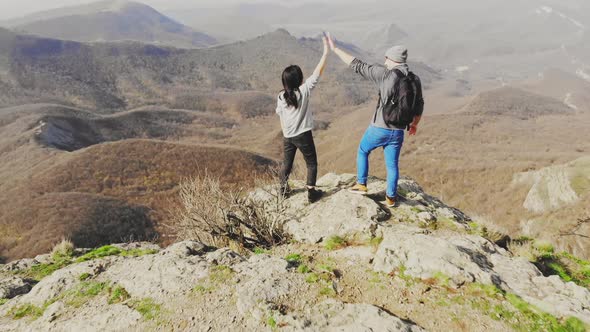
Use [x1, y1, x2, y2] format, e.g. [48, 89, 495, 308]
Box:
[381, 69, 418, 128]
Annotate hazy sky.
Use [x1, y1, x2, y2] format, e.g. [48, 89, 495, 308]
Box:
[0, 0, 310, 20]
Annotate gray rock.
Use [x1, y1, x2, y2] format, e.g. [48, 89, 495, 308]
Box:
[111, 242, 161, 252]
[234, 255, 292, 318]
[316, 173, 356, 188]
[285, 190, 386, 244]
[205, 248, 246, 266]
[1, 258, 39, 273]
[417, 212, 436, 223]
[99, 242, 210, 300]
[281, 300, 425, 332]
[33, 254, 53, 265]
[41, 301, 65, 323]
[161, 240, 207, 257]
[3, 259, 111, 307]
[373, 225, 590, 323]
[0, 276, 33, 299]
[46, 303, 141, 332]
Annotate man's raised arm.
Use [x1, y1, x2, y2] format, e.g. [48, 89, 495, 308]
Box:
[327, 32, 385, 85]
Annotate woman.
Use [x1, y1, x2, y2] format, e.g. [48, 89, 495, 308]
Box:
[276, 35, 329, 203]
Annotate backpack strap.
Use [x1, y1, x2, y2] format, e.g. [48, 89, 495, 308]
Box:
[391, 68, 405, 78]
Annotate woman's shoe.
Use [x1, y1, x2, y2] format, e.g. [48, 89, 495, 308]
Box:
[308, 188, 323, 203]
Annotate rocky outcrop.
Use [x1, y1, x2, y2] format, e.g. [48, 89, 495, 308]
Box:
[0, 277, 33, 300]
[372, 225, 590, 324]
[1, 173, 588, 330]
[281, 174, 470, 245]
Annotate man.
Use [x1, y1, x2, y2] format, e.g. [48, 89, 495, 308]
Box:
[327, 33, 424, 207]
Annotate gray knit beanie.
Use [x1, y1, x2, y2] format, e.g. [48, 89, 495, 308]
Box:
[385, 45, 408, 63]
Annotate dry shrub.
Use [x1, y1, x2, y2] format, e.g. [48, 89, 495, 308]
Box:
[51, 238, 75, 258]
[170, 173, 289, 250]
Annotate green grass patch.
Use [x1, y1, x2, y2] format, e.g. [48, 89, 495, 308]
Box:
[193, 285, 213, 293]
[14, 245, 158, 282]
[535, 251, 590, 288]
[79, 273, 91, 281]
[297, 264, 311, 274]
[316, 264, 334, 273]
[284, 253, 303, 265]
[267, 316, 277, 329]
[466, 283, 503, 298]
[76, 246, 122, 262]
[432, 271, 451, 287]
[324, 236, 348, 251]
[17, 258, 71, 282]
[120, 248, 159, 257]
[450, 283, 587, 331]
[368, 237, 383, 248]
[253, 247, 270, 255]
[305, 273, 320, 284]
[533, 241, 555, 254]
[129, 298, 161, 321]
[76, 245, 157, 263]
[193, 265, 234, 294]
[9, 303, 45, 320]
[0, 299, 8, 306]
[108, 285, 131, 304]
[63, 281, 109, 308]
[209, 265, 234, 284]
[319, 286, 336, 297]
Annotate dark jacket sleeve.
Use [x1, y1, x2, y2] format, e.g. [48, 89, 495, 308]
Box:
[350, 58, 386, 86]
[414, 75, 425, 117]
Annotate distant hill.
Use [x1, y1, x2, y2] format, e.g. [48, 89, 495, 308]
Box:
[462, 86, 574, 119]
[0, 139, 276, 261]
[3, 0, 216, 48]
[520, 68, 590, 113]
[0, 28, 438, 111]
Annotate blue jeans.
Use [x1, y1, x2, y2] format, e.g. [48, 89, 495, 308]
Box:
[357, 126, 405, 198]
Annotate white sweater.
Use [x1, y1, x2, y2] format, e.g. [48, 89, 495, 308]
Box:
[275, 74, 320, 138]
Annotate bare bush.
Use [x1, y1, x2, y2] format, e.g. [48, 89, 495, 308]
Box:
[51, 238, 75, 259]
[170, 173, 289, 250]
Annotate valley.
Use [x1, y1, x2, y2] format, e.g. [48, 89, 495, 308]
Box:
[0, 0, 588, 265]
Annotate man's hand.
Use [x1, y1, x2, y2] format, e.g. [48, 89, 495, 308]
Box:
[408, 125, 418, 136]
[326, 32, 336, 51]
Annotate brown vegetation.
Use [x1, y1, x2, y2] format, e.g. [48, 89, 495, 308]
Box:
[0, 140, 276, 261]
[170, 174, 288, 250]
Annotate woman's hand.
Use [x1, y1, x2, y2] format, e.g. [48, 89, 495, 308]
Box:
[322, 36, 329, 56]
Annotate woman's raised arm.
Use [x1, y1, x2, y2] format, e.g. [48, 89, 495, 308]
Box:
[312, 36, 330, 77]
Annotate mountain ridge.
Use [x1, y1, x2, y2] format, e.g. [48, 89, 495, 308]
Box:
[1, 0, 217, 49]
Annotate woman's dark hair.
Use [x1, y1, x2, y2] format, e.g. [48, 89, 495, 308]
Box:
[282, 65, 304, 108]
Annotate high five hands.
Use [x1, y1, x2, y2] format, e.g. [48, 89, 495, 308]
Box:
[324, 32, 336, 52]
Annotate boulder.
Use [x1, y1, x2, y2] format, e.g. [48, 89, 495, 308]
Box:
[0, 276, 34, 299]
[1, 258, 39, 273]
[285, 190, 387, 244]
[99, 241, 210, 300]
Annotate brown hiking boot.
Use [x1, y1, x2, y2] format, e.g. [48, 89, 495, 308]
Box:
[349, 183, 368, 195]
[385, 196, 396, 207]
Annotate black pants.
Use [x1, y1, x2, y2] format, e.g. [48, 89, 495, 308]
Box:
[281, 130, 318, 187]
